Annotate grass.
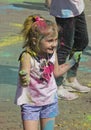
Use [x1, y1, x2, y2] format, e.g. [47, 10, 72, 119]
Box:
[2, 0, 44, 3]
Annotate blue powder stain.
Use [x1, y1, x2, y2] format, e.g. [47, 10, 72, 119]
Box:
[80, 57, 88, 62]
[44, 120, 55, 130]
[61, 9, 73, 18]
[79, 67, 91, 73]
[0, 5, 23, 11]
[0, 52, 11, 57]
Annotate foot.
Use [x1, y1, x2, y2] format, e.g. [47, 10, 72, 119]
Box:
[63, 85, 77, 92]
[57, 86, 78, 100]
[63, 78, 91, 93]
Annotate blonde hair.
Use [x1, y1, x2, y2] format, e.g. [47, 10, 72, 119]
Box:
[21, 14, 58, 53]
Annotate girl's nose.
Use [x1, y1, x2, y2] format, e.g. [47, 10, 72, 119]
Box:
[52, 40, 57, 47]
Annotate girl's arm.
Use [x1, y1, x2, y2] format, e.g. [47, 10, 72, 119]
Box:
[53, 51, 82, 78]
[19, 52, 31, 86]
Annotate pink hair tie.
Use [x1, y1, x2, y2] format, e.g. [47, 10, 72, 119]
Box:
[34, 16, 47, 29]
[35, 16, 44, 22]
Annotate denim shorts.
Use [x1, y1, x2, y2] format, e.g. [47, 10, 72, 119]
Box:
[21, 102, 58, 120]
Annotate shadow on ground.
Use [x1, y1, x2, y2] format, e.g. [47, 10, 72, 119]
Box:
[12, 1, 48, 11]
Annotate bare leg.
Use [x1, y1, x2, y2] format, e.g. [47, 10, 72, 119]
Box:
[45, 0, 51, 8]
[22, 120, 39, 130]
[40, 118, 55, 130]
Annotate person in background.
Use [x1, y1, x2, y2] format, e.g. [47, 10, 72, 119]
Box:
[15, 14, 81, 130]
[45, 0, 51, 8]
[50, 0, 91, 100]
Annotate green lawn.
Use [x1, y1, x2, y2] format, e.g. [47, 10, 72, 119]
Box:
[2, 0, 44, 3]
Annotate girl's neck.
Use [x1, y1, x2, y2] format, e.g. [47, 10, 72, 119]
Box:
[38, 52, 48, 58]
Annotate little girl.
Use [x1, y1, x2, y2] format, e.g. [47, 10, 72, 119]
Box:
[15, 14, 81, 130]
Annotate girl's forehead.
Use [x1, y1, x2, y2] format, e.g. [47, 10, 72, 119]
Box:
[43, 27, 58, 37]
[46, 31, 58, 38]
[45, 33, 58, 39]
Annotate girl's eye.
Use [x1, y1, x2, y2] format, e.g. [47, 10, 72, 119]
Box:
[48, 39, 53, 42]
[46, 37, 58, 43]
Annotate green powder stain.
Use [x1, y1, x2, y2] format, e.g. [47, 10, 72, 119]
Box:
[87, 115, 91, 121]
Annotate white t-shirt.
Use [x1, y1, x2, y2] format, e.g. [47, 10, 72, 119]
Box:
[50, 0, 85, 18]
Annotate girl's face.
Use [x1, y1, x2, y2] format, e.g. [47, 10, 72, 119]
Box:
[39, 33, 58, 55]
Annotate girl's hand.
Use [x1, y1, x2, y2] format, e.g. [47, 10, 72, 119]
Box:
[19, 70, 30, 87]
[72, 51, 82, 62]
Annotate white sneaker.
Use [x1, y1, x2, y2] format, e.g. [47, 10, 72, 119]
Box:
[57, 86, 78, 100]
[63, 85, 77, 92]
[63, 78, 91, 93]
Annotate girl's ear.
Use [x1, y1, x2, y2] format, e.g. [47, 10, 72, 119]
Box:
[32, 37, 37, 45]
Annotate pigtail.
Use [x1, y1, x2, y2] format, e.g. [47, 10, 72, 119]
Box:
[21, 16, 34, 42]
[21, 15, 45, 48]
